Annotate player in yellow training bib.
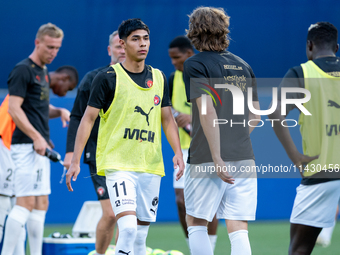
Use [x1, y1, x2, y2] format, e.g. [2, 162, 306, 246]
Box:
[269, 22, 340, 255]
[66, 19, 184, 255]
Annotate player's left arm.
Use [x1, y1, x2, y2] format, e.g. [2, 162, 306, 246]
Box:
[161, 106, 184, 180]
[49, 104, 70, 128]
[249, 101, 260, 134]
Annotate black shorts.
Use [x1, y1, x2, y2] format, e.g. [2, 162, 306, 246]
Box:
[88, 162, 109, 200]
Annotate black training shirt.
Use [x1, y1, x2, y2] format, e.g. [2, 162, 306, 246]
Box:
[8, 58, 50, 144]
[183, 50, 258, 164]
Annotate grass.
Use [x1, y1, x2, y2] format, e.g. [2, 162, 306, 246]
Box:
[24, 221, 340, 254]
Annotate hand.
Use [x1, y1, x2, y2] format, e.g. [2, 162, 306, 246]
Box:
[173, 153, 185, 181]
[60, 108, 71, 127]
[63, 152, 74, 170]
[291, 152, 319, 177]
[214, 158, 235, 184]
[175, 113, 191, 128]
[33, 136, 50, 156]
[66, 162, 80, 191]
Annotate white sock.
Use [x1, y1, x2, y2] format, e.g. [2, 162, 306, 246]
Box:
[13, 227, 26, 255]
[319, 225, 335, 243]
[96, 253, 105, 255]
[0, 196, 11, 241]
[134, 225, 149, 255]
[115, 215, 137, 255]
[188, 226, 213, 255]
[27, 209, 46, 255]
[209, 234, 217, 251]
[0, 205, 30, 255]
[229, 230, 251, 255]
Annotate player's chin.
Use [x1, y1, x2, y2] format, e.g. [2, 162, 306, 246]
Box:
[136, 56, 147, 62]
[45, 58, 53, 64]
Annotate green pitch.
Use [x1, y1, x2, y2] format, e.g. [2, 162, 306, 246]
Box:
[26, 221, 340, 254]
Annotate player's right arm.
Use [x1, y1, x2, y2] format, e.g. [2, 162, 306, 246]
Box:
[196, 96, 234, 184]
[183, 59, 234, 184]
[8, 95, 50, 156]
[66, 105, 99, 191]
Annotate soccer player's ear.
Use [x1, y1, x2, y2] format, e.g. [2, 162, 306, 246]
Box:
[119, 39, 126, 49]
[335, 43, 339, 53]
[307, 40, 313, 52]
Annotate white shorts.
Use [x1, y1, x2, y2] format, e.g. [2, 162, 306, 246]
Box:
[11, 144, 51, 197]
[290, 180, 340, 228]
[184, 160, 257, 222]
[0, 139, 15, 197]
[173, 149, 188, 189]
[105, 170, 161, 222]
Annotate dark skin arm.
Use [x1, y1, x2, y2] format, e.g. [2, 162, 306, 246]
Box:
[268, 103, 318, 176]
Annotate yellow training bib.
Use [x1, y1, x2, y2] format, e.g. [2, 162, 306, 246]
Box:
[96, 64, 165, 176]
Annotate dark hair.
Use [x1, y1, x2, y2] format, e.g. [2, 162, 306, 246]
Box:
[307, 22, 338, 52]
[55, 65, 79, 85]
[118, 18, 150, 40]
[169, 36, 194, 53]
[186, 7, 230, 52]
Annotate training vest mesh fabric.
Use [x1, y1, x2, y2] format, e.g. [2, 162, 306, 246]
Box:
[0, 95, 16, 149]
[96, 64, 165, 176]
[171, 70, 191, 150]
[299, 60, 340, 177]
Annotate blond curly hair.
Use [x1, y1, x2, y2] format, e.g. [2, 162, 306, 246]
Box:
[186, 7, 230, 52]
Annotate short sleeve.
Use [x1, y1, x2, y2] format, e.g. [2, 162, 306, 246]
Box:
[161, 72, 171, 107]
[88, 71, 115, 110]
[249, 68, 258, 101]
[8, 65, 31, 98]
[183, 59, 209, 102]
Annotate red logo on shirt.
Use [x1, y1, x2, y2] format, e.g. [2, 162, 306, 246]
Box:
[97, 187, 105, 197]
[146, 80, 153, 88]
[45, 75, 49, 83]
[36, 75, 41, 82]
[154, 95, 160, 106]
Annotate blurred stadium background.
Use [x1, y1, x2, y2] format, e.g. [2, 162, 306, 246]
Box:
[1, 0, 340, 254]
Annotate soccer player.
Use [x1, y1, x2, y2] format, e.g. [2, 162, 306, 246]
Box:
[168, 35, 219, 251]
[1, 23, 70, 255]
[268, 22, 340, 255]
[183, 7, 260, 255]
[63, 30, 125, 255]
[0, 65, 78, 254]
[66, 19, 184, 255]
